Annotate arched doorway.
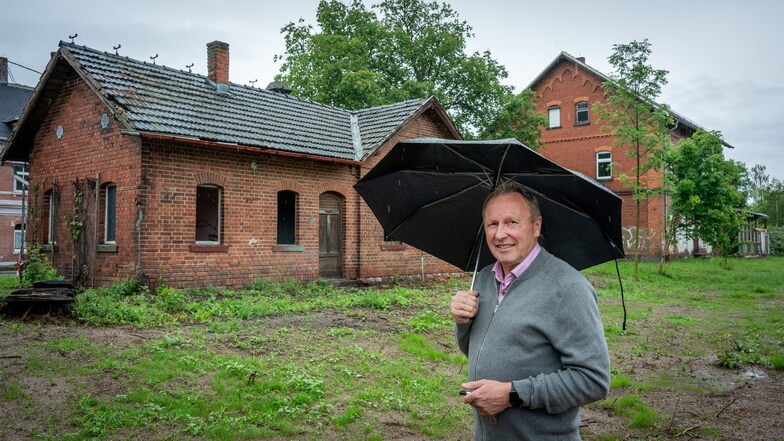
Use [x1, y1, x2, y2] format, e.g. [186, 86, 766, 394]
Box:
[319, 192, 343, 278]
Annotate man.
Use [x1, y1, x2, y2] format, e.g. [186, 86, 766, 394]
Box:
[451, 181, 610, 440]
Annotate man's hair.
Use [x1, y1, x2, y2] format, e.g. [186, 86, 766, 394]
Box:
[482, 180, 541, 220]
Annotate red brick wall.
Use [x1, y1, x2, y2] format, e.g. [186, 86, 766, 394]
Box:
[533, 61, 669, 256]
[357, 108, 463, 280]
[0, 164, 25, 263]
[28, 72, 462, 287]
[27, 71, 142, 284]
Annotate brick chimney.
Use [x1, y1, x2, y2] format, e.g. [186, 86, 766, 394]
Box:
[0, 57, 8, 83]
[207, 41, 229, 84]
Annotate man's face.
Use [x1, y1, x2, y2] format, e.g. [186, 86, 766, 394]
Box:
[483, 192, 542, 275]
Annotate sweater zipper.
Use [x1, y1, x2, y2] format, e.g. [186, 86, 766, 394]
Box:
[474, 298, 502, 438]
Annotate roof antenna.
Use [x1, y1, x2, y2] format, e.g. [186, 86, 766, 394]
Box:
[186, 63, 194, 73]
[68, 33, 78, 44]
[248, 79, 258, 87]
[112, 44, 121, 55]
[150, 54, 158, 64]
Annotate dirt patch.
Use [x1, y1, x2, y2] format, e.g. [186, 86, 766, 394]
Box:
[1, 309, 782, 440]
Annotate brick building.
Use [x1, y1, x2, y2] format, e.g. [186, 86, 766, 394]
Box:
[1, 41, 462, 288]
[0, 57, 33, 266]
[528, 52, 730, 258]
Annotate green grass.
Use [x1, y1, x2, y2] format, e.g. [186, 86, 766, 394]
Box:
[1, 256, 783, 439]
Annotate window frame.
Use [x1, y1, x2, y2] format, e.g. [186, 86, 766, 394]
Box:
[12, 165, 28, 193]
[104, 184, 117, 244]
[575, 101, 589, 126]
[195, 184, 222, 245]
[44, 190, 56, 245]
[277, 190, 297, 245]
[547, 106, 561, 129]
[14, 223, 25, 254]
[596, 151, 612, 181]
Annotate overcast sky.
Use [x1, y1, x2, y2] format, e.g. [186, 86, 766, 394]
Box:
[2, 0, 782, 181]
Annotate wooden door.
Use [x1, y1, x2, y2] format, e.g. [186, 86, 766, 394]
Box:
[319, 193, 342, 278]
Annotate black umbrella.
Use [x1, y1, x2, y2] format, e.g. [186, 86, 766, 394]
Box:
[354, 138, 624, 275]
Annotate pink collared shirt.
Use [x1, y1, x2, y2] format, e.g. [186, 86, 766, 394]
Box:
[492, 243, 542, 304]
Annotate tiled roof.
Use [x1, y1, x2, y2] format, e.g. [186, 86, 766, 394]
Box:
[0, 83, 34, 141]
[60, 42, 434, 161]
[527, 51, 734, 149]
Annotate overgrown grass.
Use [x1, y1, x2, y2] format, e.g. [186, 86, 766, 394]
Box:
[1, 256, 783, 440]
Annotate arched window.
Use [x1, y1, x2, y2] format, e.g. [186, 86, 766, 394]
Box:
[596, 151, 612, 180]
[195, 184, 222, 244]
[277, 190, 297, 245]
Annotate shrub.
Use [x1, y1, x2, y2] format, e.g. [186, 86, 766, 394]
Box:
[20, 246, 59, 286]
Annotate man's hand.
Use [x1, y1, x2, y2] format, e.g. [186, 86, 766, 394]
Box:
[450, 290, 479, 324]
[461, 380, 512, 416]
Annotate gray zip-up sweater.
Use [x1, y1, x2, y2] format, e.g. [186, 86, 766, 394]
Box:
[456, 249, 610, 440]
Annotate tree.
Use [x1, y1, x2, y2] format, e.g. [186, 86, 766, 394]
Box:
[667, 130, 747, 264]
[593, 39, 673, 280]
[276, 0, 512, 136]
[478, 89, 546, 149]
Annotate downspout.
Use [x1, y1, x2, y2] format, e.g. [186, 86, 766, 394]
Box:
[135, 207, 143, 282]
[351, 114, 363, 280]
[92, 172, 99, 286]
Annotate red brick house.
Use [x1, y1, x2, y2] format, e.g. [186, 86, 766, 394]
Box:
[0, 58, 33, 266]
[528, 52, 731, 258]
[1, 41, 462, 288]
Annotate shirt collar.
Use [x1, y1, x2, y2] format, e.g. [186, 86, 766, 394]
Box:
[492, 242, 542, 283]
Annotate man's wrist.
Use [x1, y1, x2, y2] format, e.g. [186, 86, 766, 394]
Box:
[509, 382, 523, 407]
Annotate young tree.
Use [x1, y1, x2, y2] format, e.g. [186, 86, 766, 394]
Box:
[668, 130, 747, 264]
[276, 0, 512, 136]
[593, 39, 673, 280]
[478, 89, 546, 149]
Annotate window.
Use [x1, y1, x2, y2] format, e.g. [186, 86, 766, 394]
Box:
[548, 106, 561, 129]
[12, 165, 28, 192]
[104, 184, 117, 243]
[575, 101, 589, 125]
[195, 185, 222, 244]
[277, 190, 297, 245]
[596, 151, 612, 180]
[14, 223, 25, 253]
[44, 190, 56, 244]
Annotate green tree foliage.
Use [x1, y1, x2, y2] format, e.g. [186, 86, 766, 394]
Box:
[478, 89, 546, 149]
[593, 39, 673, 280]
[276, 0, 512, 136]
[749, 164, 783, 227]
[667, 130, 747, 259]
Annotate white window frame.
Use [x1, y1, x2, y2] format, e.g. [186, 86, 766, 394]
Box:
[12, 165, 28, 193]
[46, 190, 56, 245]
[14, 223, 25, 254]
[548, 106, 561, 129]
[575, 101, 589, 125]
[596, 151, 612, 180]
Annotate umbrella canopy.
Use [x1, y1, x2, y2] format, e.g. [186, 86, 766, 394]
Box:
[354, 138, 624, 272]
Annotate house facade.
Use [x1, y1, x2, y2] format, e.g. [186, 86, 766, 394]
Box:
[1, 41, 462, 288]
[528, 52, 728, 258]
[0, 57, 34, 266]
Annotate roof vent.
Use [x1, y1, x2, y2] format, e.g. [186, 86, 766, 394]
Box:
[576, 56, 586, 63]
[266, 81, 291, 95]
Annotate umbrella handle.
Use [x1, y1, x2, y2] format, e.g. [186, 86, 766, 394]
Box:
[469, 244, 481, 292]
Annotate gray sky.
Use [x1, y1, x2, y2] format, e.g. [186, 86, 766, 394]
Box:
[2, 0, 782, 181]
